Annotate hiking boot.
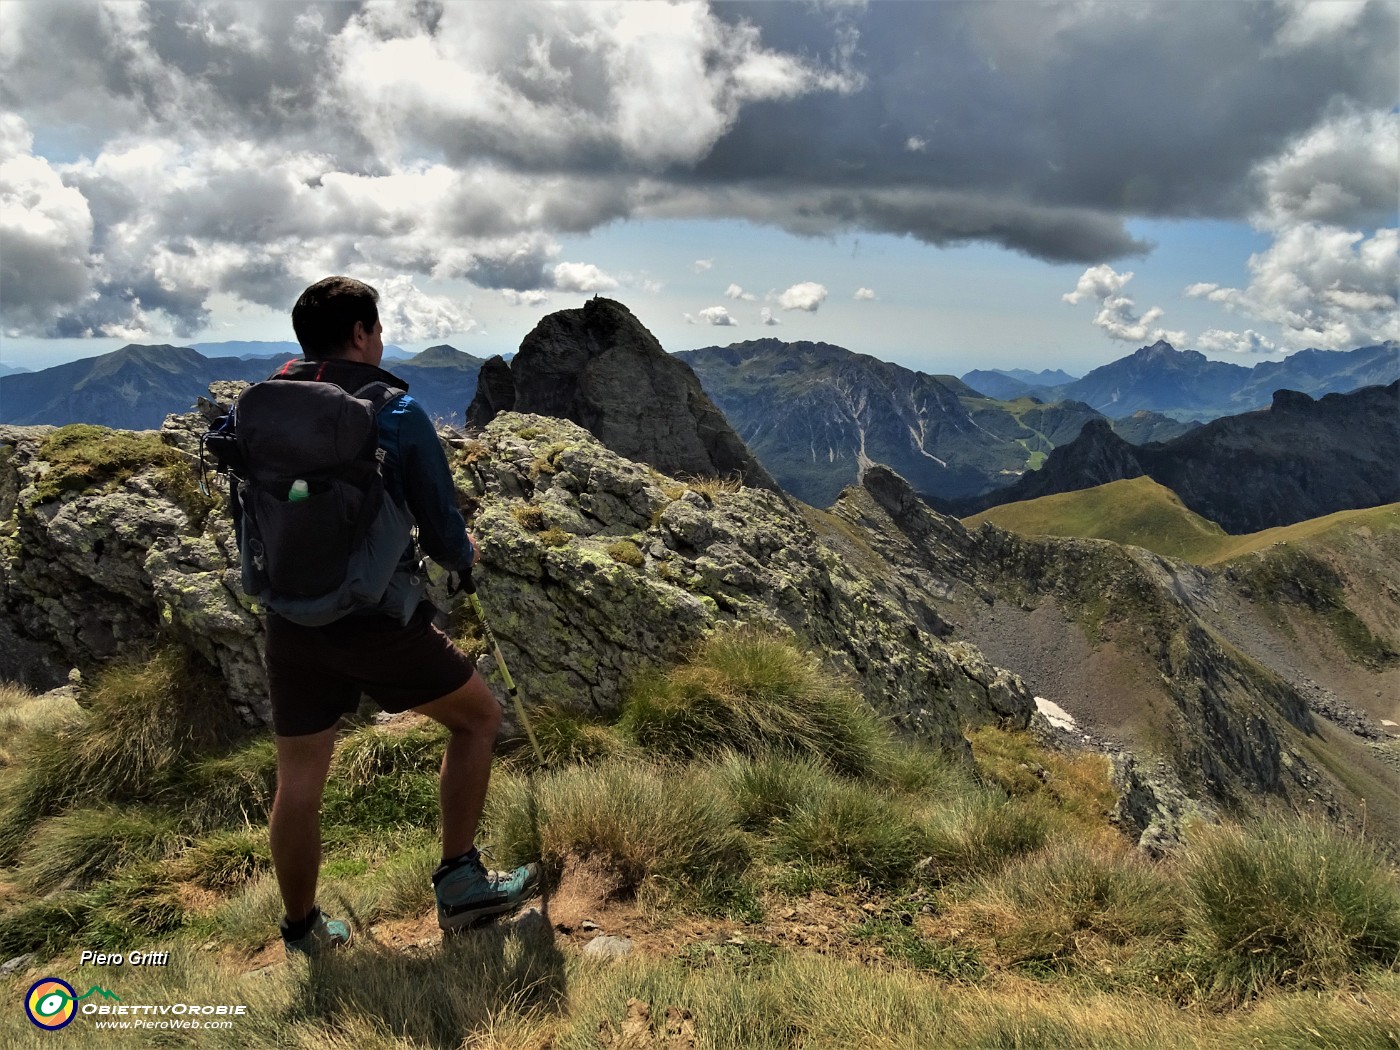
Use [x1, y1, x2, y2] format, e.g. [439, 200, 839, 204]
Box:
[435, 853, 540, 932]
[281, 907, 352, 957]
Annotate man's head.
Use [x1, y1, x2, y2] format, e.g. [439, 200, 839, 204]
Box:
[291, 277, 383, 363]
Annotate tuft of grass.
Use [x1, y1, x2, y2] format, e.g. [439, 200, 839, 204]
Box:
[34, 424, 187, 503]
[618, 627, 892, 778]
[485, 762, 749, 897]
[538, 526, 571, 547]
[854, 915, 988, 981]
[771, 779, 931, 883]
[511, 503, 545, 530]
[969, 727, 1119, 834]
[82, 863, 188, 947]
[176, 827, 273, 891]
[333, 722, 451, 788]
[710, 751, 831, 832]
[684, 475, 743, 499]
[0, 647, 238, 861]
[177, 736, 279, 831]
[606, 539, 646, 568]
[212, 873, 286, 954]
[923, 793, 1053, 883]
[20, 806, 185, 892]
[1180, 816, 1400, 998]
[0, 893, 91, 959]
[511, 703, 639, 770]
[964, 840, 1185, 972]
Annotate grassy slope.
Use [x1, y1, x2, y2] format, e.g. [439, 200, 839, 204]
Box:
[964, 477, 1400, 568]
[2, 634, 1398, 1049]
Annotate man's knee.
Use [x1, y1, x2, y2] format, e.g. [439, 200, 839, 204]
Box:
[415, 673, 502, 734]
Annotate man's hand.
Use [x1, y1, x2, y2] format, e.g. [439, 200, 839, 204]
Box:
[466, 531, 478, 568]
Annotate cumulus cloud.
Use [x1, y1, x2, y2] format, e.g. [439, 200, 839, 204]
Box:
[697, 306, 738, 326]
[1256, 110, 1398, 228]
[373, 275, 474, 342]
[1186, 225, 1398, 349]
[0, 1, 1396, 339]
[725, 283, 757, 301]
[1064, 265, 1184, 345]
[0, 115, 94, 334]
[854, 287, 876, 300]
[551, 262, 619, 293]
[760, 307, 780, 326]
[693, 258, 715, 273]
[1194, 329, 1279, 355]
[778, 281, 828, 312]
[501, 289, 551, 307]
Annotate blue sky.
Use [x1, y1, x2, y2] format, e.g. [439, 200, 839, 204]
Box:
[1, 2, 1395, 376]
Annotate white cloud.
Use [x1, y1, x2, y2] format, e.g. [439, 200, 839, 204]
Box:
[905, 136, 927, 152]
[778, 281, 828, 312]
[1257, 109, 1398, 228]
[1273, 0, 1370, 51]
[693, 258, 714, 272]
[373, 275, 474, 342]
[760, 307, 780, 326]
[854, 287, 877, 300]
[551, 261, 619, 293]
[725, 282, 757, 301]
[1186, 225, 1398, 349]
[697, 305, 738, 326]
[0, 115, 95, 333]
[501, 289, 551, 307]
[1063, 265, 1183, 344]
[1194, 329, 1279, 355]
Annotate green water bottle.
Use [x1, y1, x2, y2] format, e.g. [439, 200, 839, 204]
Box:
[288, 479, 309, 502]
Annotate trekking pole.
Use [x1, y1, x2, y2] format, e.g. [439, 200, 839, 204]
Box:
[460, 570, 544, 764]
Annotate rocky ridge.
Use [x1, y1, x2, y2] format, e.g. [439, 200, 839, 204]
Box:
[1, 397, 1395, 848]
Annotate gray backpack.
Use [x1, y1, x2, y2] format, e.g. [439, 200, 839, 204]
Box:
[229, 378, 425, 626]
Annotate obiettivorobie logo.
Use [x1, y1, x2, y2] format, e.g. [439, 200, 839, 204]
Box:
[24, 979, 120, 1030]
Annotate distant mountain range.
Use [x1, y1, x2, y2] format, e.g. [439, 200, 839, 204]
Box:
[677, 339, 1194, 506]
[952, 382, 1400, 533]
[962, 340, 1398, 420]
[0, 343, 486, 429]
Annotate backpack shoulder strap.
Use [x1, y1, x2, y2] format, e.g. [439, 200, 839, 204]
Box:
[351, 381, 405, 417]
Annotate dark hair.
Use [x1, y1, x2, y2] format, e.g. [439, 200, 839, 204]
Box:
[291, 276, 380, 359]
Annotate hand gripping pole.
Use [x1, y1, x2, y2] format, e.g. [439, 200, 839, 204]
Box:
[460, 571, 544, 764]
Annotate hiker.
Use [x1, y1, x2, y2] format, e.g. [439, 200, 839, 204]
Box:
[232, 276, 538, 956]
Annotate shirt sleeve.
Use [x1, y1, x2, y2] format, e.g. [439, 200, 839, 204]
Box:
[390, 396, 476, 572]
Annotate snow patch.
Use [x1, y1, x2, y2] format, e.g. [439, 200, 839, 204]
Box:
[1035, 696, 1079, 731]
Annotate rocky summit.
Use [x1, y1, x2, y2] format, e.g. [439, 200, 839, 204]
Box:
[466, 298, 779, 493]
[2, 393, 1396, 849]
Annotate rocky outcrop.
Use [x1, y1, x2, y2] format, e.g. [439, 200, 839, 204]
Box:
[0, 404, 1031, 750]
[467, 299, 780, 493]
[466, 355, 515, 429]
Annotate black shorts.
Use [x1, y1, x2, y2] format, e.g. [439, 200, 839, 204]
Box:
[265, 601, 477, 737]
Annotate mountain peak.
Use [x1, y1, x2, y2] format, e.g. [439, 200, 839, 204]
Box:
[403, 344, 480, 369]
[467, 298, 780, 491]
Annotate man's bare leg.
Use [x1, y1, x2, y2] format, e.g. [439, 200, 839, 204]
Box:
[413, 672, 502, 860]
[269, 726, 339, 923]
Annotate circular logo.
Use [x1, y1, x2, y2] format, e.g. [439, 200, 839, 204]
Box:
[25, 978, 77, 1030]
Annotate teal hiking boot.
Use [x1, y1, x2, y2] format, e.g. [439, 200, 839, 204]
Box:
[281, 906, 352, 957]
[435, 851, 540, 932]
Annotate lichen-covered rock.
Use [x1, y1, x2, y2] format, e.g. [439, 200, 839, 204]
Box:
[0, 403, 1035, 748]
[459, 413, 1033, 746]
